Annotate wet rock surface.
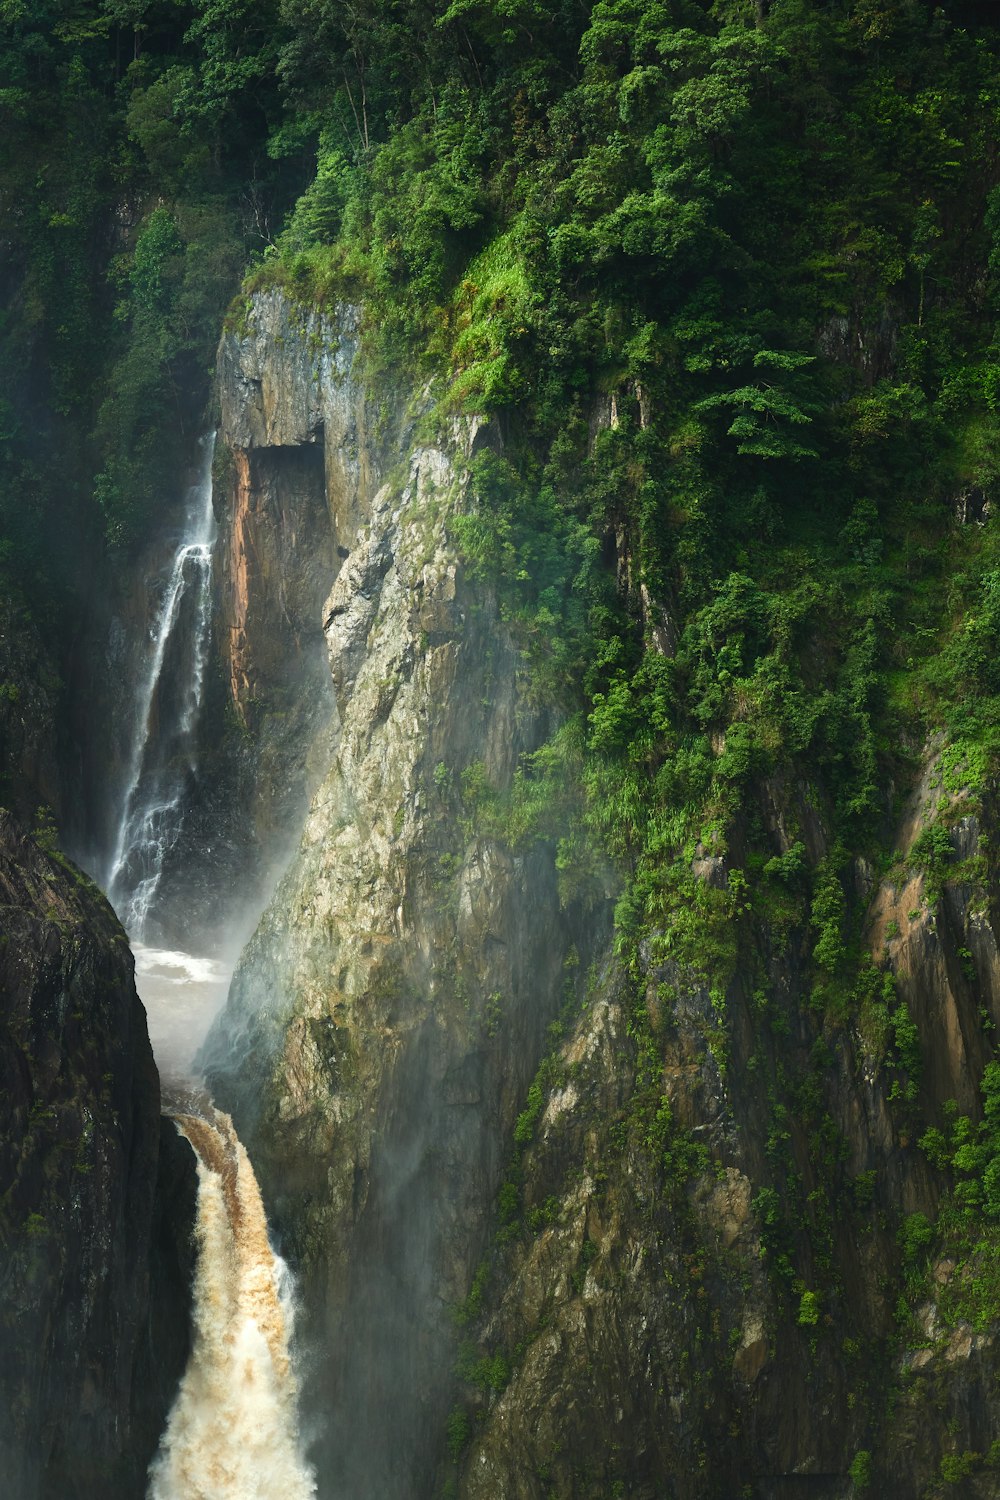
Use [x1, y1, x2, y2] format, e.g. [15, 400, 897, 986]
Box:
[0, 600, 65, 829]
[0, 811, 194, 1499]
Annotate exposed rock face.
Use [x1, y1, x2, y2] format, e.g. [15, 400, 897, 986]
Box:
[205, 291, 583, 1498]
[0, 811, 194, 1499]
[197, 292, 369, 929]
[452, 959, 852, 1500]
[451, 760, 1000, 1500]
[868, 750, 1000, 1117]
[83, 294, 359, 948]
[200, 290, 1000, 1500]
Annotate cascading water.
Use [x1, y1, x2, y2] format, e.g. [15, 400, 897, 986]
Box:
[102, 435, 314, 1497]
[148, 1101, 316, 1500]
[107, 431, 219, 943]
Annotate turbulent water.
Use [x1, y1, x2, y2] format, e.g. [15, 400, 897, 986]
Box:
[107, 432, 218, 940]
[148, 1103, 316, 1500]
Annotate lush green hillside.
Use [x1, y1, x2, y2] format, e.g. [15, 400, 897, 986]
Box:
[6, 0, 1000, 857]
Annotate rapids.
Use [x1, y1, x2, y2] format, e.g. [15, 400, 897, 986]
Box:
[147, 1103, 316, 1500]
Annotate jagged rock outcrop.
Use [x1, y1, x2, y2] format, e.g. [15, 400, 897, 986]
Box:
[204, 291, 587, 1498]
[0, 811, 194, 1500]
[200, 292, 368, 916]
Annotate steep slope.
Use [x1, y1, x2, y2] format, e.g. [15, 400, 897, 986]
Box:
[0, 811, 194, 1500]
[0, 4, 989, 1497]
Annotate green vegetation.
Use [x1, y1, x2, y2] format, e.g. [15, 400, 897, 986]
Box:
[446, 1405, 471, 1461]
[9, 1, 1000, 1490]
[242, 2, 1000, 1477]
[907, 1066, 1000, 1333]
[0, 0, 294, 608]
[10, 4, 1000, 902]
[849, 1449, 872, 1490]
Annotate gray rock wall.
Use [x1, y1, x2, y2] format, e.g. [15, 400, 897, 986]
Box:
[204, 290, 584, 1498]
[164, 285, 1000, 1500]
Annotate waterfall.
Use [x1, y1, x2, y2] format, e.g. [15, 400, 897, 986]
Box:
[105, 435, 314, 1497]
[148, 1102, 316, 1500]
[106, 432, 218, 941]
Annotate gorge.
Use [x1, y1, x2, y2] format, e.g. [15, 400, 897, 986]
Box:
[5, 2, 1000, 1498]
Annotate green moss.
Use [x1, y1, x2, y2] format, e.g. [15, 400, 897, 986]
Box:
[848, 1450, 873, 1489]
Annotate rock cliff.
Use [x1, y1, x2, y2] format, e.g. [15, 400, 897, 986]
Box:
[201, 291, 1000, 1500]
[204, 290, 588, 1497]
[0, 811, 194, 1500]
[213, 291, 350, 860]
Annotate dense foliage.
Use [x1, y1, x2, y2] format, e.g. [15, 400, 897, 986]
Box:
[243, 0, 1000, 931]
[6, 0, 1000, 1481]
[248, 0, 1000, 1015]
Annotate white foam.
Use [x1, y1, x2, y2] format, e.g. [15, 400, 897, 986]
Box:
[148, 1109, 316, 1500]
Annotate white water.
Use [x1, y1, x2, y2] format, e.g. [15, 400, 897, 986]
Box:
[138, 983, 316, 1500]
[102, 435, 314, 1497]
[107, 432, 218, 940]
[148, 1105, 316, 1500]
